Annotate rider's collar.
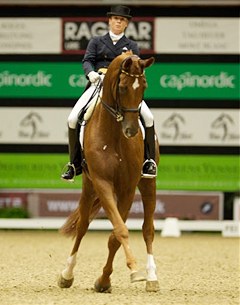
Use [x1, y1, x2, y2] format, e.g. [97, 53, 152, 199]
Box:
[109, 31, 124, 42]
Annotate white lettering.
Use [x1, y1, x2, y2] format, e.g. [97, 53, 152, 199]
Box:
[0, 71, 52, 87]
[64, 22, 108, 41]
[160, 72, 235, 91]
[64, 22, 78, 40]
[47, 200, 78, 212]
[69, 74, 88, 87]
[125, 23, 138, 40]
[138, 22, 151, 40]
[126, 21, 152, 41]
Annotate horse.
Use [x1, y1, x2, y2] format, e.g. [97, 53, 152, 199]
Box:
[163, 113, 185, 140]
[211, 113, 234, 141]
[20, 111, 42, 139]
[58, 50, 160, 293]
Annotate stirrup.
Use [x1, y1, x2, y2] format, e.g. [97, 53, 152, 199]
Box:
[141, 159, 157, 179]
[61, 162, 76, 183]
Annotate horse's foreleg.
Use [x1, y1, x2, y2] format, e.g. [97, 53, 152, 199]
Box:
[138, 179, 160, 292]
[95, 211, 145, 293]
[93, 186, 144, 292]
[100, 197, 138, 272]
[142, 223, 159, 292]
[112, 222, 146, 283]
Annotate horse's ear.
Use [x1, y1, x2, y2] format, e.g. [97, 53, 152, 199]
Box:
[122, 57, 133, 71]
[140, 57, 155, 69]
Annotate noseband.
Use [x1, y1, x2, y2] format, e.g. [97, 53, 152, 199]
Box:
[101, 55, 144, 122]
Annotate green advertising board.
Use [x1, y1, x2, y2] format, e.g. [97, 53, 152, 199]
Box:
[0, 62, 239, 99]
[0, 153, 239, 191]
[145, 63, 239, 100]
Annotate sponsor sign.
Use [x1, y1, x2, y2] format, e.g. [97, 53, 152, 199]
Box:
[156, 17, 240, 54]
[0, 62, 88, 98]
[25, 190, 223, 220]
[0, 62, 238, 99]
[0, 107, 68, 144]
[157, 155, 240, 192]
[152, 109, 240, 147]
[145, 62, 239, 99]
[0, 191, 28, 209]
[0, 18, 61, 54]
[0, 107, 239, 147]
[62, 17, 154, 54]
[0, 153, 239, 191]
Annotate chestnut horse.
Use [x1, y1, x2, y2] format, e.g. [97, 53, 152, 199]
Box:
[58, 51, 160, 292]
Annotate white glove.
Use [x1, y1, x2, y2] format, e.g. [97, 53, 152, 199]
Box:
[88, 71, 100, 84]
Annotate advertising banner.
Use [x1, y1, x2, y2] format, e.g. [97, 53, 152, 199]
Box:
[156, 17, 240, 54]
[0, 191, 28, 209]
[0, 18, 61, 54]
[0, 189, 223, 220]
[145, 62, 239, 100]
[0, 153, 239, 191]
[0, 17, 238, 55]
[0, 62, 88, 98]
[62, 17, 154, 54]
[0, 107, 68, 144]
[0, 107, 239, 147]
[0, 62, 239, 99]
[152, 108, 240, 147]
[25, 190, 223, 220]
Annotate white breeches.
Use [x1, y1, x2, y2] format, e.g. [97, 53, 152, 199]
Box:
[67, 82, 154, 129]
[140, 100, 154, 128]
[68, 84, 100, 129]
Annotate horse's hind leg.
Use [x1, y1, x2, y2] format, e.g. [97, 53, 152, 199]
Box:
[138, 178, 160, 292]
[94, 232, 119, 293]
[58, 179, 98, 288]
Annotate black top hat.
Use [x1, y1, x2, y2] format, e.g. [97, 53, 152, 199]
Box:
[107, 5, 132, 20]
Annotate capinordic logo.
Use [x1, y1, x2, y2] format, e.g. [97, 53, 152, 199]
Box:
[19, 112, 49, 139]
[210, 113, 240, 142]
[161, 113, 192, 141]
[160, 72, 235, 91]
[0, 70, 52, 87]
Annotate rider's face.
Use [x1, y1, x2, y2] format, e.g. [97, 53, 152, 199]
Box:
[109, 16, 129, 35]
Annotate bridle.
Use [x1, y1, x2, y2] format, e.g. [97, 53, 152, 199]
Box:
[101, 55, 144, 122]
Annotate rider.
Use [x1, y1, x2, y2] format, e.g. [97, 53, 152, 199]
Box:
[61, 5, 157, 181]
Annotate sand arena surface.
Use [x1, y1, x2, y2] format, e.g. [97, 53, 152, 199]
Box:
[0, 230, 239, 305]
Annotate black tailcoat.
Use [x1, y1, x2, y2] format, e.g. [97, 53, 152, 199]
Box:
[82, 33, 140, 76]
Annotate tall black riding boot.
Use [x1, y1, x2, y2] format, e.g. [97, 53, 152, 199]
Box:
[142, 125, 157, 178]
[61, 126, 83, 182]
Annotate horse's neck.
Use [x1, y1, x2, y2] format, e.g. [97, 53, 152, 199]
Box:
[97, 103, 122, 141]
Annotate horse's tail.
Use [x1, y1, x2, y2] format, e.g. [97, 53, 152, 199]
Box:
[59, 207, 80, 238]
[59, 198, 102, 238]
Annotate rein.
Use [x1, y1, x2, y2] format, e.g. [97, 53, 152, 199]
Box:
[101, 55, 144, 122]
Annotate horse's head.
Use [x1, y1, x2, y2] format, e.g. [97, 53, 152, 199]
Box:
[212, 113, 234, 129]
[20, 112, 42, 127]
[102, 51, 155, 138]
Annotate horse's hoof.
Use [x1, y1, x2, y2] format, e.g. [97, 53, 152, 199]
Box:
[94, 278, 112, 293]
[130, 270, 146, 283]
[146, 280, 160, 292]
[58, 274, 74, 288]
